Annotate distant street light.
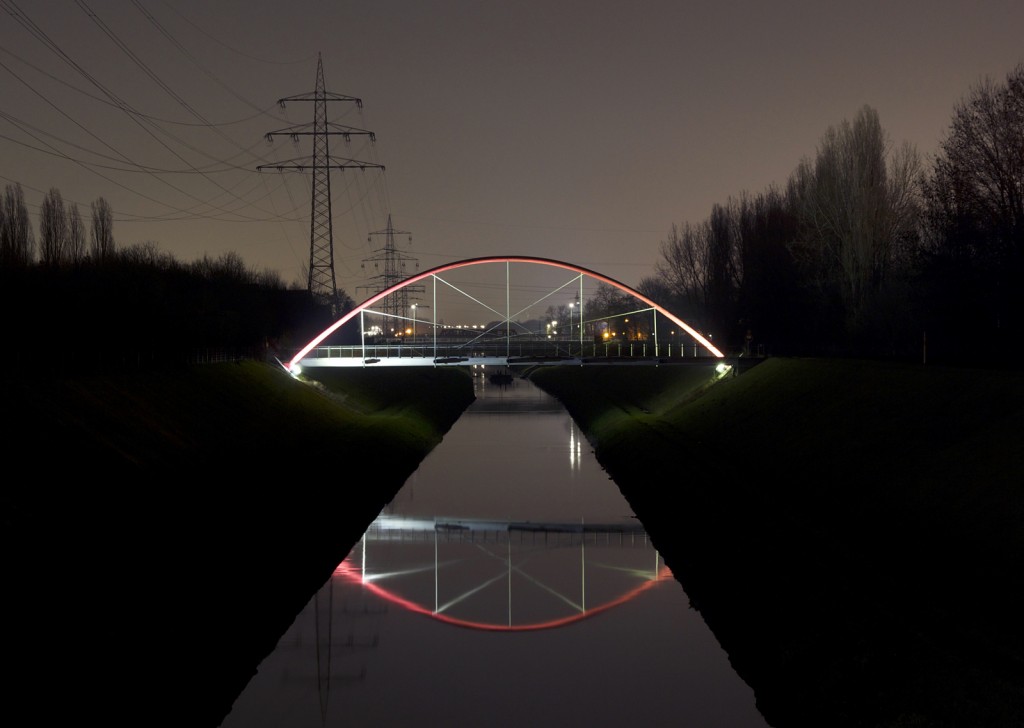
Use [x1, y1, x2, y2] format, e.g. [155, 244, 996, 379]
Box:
[411, 304, 417, 340]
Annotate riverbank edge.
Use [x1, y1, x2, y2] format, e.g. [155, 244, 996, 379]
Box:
[527, 358, 1024, 728]
[3, 361, 476, 727]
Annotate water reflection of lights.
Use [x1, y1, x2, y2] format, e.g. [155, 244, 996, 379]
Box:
[333, 516, 674, 632]
[569, 420, 583, 471]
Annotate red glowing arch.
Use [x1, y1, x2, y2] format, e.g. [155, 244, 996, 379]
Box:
[334, 559, 675, 632]
[286, 256, 724, 371]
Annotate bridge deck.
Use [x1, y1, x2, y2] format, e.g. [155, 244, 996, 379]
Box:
[364, 516, 655, 546]
[295, 341, 730, 368]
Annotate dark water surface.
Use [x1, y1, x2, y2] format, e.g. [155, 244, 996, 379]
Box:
[220, 370, 770, 727]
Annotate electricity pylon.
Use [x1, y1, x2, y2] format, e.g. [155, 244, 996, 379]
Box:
[257, 52, 384, 316]
[357, 214, 424, 336]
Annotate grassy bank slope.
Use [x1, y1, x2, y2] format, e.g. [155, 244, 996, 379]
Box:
[530, 358, 1024, 728]
[3, 361, 475, 727]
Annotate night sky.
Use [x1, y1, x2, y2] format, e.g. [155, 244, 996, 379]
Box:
[2, 0, 1022, 292]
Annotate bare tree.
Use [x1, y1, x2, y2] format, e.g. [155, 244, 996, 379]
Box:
[921, 63, 1024, 352]
[791, 105, 921, 331]
[67, 203, 86, 264]
[635, 275, 675, 307]
[39, 187, 68, 266]
[90, 197, 115, 262]
[253, 267, 285, 289]
[733, 186, 803, 353]
[924, 63, 1023, 263]
[706, 200, 742, 333]
[584, 281, 643, 340]
[118, 240, 177, 268]
[655, 221, 709, 312]
[885, 141, 924, 272]
[653, 203, 741, 337]
[1, 182, 34, 266]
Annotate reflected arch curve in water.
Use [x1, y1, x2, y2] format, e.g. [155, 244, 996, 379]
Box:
[334, 554, 675, 633]
[284, 255, 725, 372]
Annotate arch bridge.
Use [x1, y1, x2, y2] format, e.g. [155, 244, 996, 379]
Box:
[284, 256, 725, 373]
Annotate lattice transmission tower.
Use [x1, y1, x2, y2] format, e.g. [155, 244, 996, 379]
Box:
[357, 214, 424, 336]
[257, 52, 383, 316]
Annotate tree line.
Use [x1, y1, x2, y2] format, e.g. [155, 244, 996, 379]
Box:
[1, 186, 115, 267]
[638, 63, 1023, 366]
[0, 186, 331, 372]
[4, 64, 1020, 369]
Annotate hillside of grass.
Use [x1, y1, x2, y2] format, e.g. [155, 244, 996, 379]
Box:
[529, 358, 1024, 728]
[3, 361, 476, 728]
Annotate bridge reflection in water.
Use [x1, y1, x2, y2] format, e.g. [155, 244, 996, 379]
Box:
[343, 514, 670, 631]
[220, 371, 769, 728]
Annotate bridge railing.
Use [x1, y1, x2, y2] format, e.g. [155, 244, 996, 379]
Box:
[299, 338, 715, 362]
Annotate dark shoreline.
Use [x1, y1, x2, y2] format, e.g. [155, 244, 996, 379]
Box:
[529, 358, 1024, 728]
[7, 358, 1022, 727]
[4, 362, 475, 728]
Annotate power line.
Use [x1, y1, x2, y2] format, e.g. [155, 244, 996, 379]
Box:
[1, 0, 279, 221]
[258, 53, 384, 315]
[357, 214, 423, 331]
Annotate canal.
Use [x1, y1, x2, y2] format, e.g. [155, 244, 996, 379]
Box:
[219, 369, 771, 727]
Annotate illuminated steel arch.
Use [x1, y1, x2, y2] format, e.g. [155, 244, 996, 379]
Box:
[286, 255, 724, 372]
[333, 538, 675, 633]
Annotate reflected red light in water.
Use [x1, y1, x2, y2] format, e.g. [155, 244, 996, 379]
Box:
[333, 558, 675, 632]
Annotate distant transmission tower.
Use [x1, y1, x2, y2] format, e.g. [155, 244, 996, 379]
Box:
[357, 214, 424, 335]
[257, 52, 384, 316]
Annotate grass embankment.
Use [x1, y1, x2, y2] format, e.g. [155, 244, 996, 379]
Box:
[3, 361, 475, 728]
[529, 358, 1024, 728]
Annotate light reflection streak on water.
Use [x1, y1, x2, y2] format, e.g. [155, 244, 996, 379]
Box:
[569, 419, 583, 471]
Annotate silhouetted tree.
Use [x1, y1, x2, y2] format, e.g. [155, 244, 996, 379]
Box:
[192, 251, 248, 282]
[67, 203, 86, 264]
[733, 187, 803, 355]
[635, 275, 676, 308]
[921, 63, 1024, 359]
[706, 200, 741, 337]
[39, 187, 68, 266]
[90, 197, 115, 262]
[636, 275, 689, 347]
[543, 303, 566, 333]
[1, 182, 34, 266]
[653, 202, 740, 342]
[118, 240, 178, 268]
[583, 282, 643, 340]
[788, 105, 922, 351]
[654, 222, 710, 325]
[253, 268, 285, 289]
[924, 63, 1024, 263]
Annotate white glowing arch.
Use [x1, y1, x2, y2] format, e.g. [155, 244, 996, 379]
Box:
[286, 256, 724, 371]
